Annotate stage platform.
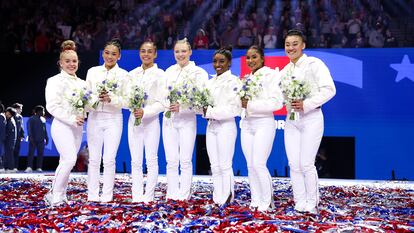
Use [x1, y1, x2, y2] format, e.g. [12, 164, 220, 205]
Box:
[1, 173, 413, 232]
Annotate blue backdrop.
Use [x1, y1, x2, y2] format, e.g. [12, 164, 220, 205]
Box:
[21, 48, 414, 180]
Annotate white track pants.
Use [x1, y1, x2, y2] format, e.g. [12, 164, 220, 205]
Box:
[87, 112, 123, 202]
[241, 117, 276, 211]
[128, 115, 160, 202]
[285, 109, 324, 208]
[162, 115, 196, 200]
[50, 119, 83, 203]
[206, 119, 237, 205]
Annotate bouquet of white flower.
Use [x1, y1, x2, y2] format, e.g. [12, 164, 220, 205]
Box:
[128, 85, 148, 126]
[192, 87, 213, 113]
[165, 79, 197, 118]
[92, 75, 120, 109]
[234, 74, 263, 100]
[67, 87, 93, 118]
[280, 73, 311, 121]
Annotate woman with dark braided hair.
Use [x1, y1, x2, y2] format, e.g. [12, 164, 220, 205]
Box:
[241, 45, 283, 212]
[85, 39, 128, 203]
[204, 47, 241, 205]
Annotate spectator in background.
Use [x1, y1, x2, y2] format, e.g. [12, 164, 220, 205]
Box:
[3, 107, 17, 173]
[331, 27, 345, 48]
[263, 26, 277, 49]
[34, 29, 51, 53]
[237, 28, 254, 49]
[384, 29, 397, 47]
[25, 105, 48, 172]
[164, 26, 176, 50]
[252, 27, 263, 48]
[193, 29, 209, 49]
[208, 29, 220, 49]
[221, 24, 239, 48]
[350, 32, 365, 48]
[0, 103, 5, 173]
[307, 29, 319, 48]
[11, 103, 24, 171]
[317, 34, 328, 48]
[346, 11, 362, 42]
[368, 23, 385, 48]
[319, 13, 332, 46]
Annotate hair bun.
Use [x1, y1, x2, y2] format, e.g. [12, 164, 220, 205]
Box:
[223, 45, 233, 52]
[61, 40, 77, 52]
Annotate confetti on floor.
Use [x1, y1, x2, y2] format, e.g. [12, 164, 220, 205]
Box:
[1, 173, 413, 232]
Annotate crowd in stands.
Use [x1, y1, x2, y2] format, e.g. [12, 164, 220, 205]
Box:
[1, 0, 413, 53]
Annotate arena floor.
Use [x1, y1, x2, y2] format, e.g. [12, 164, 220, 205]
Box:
[1, 173, 413, 232]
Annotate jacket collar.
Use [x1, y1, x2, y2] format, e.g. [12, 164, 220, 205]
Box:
[173, 61, 196, 73]
[100, 63, 120, 72]
[60, 70, 77, 79]
[290, 53, 308, 67]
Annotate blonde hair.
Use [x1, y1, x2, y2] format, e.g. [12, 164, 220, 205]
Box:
[60, 40, 77, 60]
[174, 38, 191, 50]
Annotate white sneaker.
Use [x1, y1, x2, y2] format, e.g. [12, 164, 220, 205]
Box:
[36, 168, 43, 172]
[294, 201, 307, 212]
[44, 192, 65, 207]
[25, 167, 33, 173]
[13, 168, 18, 172]
[0, 168, 5, 173]
[303, 203, 318, 214]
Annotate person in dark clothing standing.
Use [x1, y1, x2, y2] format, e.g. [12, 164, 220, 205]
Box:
[4, 107, 17, 172]
[0, 103, 6, 172]
[25, 105, 49, 172]
[11, 103, 24, 171]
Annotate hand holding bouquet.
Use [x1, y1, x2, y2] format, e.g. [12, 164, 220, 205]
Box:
[92, 76, 120, 109]
[234, 74, 263, 102]
[165, 79, 196, 118]
[192, 87, 213, 116]
[280, 74, 311, 121]
[128, 85, 148, 126]
[67, 87, 93, 118]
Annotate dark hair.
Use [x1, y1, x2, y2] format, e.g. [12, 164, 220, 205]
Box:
[34, 105, 45, 114]
[247, 45, 265, 67]
[105, 38, 122, 53]
[0, 103, 4, 113]
[12, 103, 23, 109]
[285, 29, 306, 42]
[6, 107, 17, 117]
[140, 41, 157, 53]
[247, 45, 264, 59]
[214, 46, 233, 62]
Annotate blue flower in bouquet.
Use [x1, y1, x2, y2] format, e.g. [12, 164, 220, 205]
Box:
[192, 87, 213, 112]
[67, 87, 93, 117]
[92, 75, 120, 109]
[280, 71, 311, 121]
[128, 85, 148, 126]
[234, 74, 263, 100]
[165, 78, 197, 118]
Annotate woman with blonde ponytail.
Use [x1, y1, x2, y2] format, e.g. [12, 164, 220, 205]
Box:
[163, 38, 208, 201]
